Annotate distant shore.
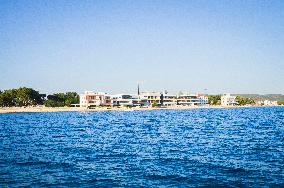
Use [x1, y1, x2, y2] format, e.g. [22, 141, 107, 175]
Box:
[0, 105, 282, 114]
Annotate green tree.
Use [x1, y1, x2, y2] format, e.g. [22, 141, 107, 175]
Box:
[152, 101, 158, 107]
[0, 87, 44, 107]
[236, 96, 255, 105]
[65, 92, 79, 106]
[208, 95, 221, 105]
[44, 100, 64, 107]
[0, 89, 17, 107]
[15, 87, 43, 106]
[44, 92, 79, 107]
[45, 94, 64, 107]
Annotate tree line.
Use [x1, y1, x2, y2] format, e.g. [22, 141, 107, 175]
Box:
[44, 92, 79, 107]
[0, 87, 79, 107]
[208, 95, 255, 105]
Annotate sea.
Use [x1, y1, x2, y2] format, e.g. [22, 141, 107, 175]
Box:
[0, 106, 284, 187]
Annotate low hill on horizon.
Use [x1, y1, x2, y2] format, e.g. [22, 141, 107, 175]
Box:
[234, 94, 284, 101]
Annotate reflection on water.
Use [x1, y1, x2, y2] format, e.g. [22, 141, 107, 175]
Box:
[0, 107, 284, 186]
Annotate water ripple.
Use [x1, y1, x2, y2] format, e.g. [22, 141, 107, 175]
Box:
[0, 107, 284, 187]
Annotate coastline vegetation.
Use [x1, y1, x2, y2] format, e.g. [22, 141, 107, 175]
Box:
[235, 96, 255, 105]
[151, 101, 158, 107]
[208, 95, 255, 105]
[0, 87, 79, 107]
[0, 87, 45, 107]
[208, 95, 221, 105]
[44, 92, 79, 107]
[237, 94, 284, 101]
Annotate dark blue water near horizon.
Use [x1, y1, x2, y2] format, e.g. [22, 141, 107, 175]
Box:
[0, 107, 284, 187]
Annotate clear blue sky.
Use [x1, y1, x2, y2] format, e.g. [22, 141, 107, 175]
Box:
[1, 0, 284, 94]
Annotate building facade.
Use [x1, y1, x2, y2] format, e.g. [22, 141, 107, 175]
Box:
[197, 93, 209, 106]
[177, 93, 208, 106]
[80, 91, 112, 108]
[80, 90, 209, 108]
[112, 94, 149, 107]
[221, 94, 237, 106]
[140, 92, 163, 106]
[162, 93, 177, 106]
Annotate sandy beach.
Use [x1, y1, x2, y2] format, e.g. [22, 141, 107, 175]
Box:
[0, 105, 266, 114]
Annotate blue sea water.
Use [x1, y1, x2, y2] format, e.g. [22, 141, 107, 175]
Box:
[0, 107, 284, 187]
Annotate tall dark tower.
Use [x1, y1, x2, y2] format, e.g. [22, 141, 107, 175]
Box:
[137, 84, 140, 95]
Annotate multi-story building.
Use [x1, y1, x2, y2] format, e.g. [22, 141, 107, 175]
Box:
[80, 91, 112, 108]
[140, 92, 162, 106]
[177, 93, 208, 106]
[162, 93, 177, 106]
[80, 90, 209, 108]
[112, 94, 149, 107]
[221, 93, 237, 106]
[135, 95, 150, 107]
[197, 93, 209, 106]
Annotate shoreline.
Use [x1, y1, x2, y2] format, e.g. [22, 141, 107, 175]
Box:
[0, 105, 282, 114]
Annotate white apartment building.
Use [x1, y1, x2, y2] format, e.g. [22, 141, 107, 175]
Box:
[221, 94, 237, 106]
[112, 94, 149, 107]
[197, 94, 209, 106]
[162, 93, 177, 106]
[80, 91, 112, 108]
[177, 93, 208, 106]
[140, 92, 162, 106]
[80, 90, 209, 108]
